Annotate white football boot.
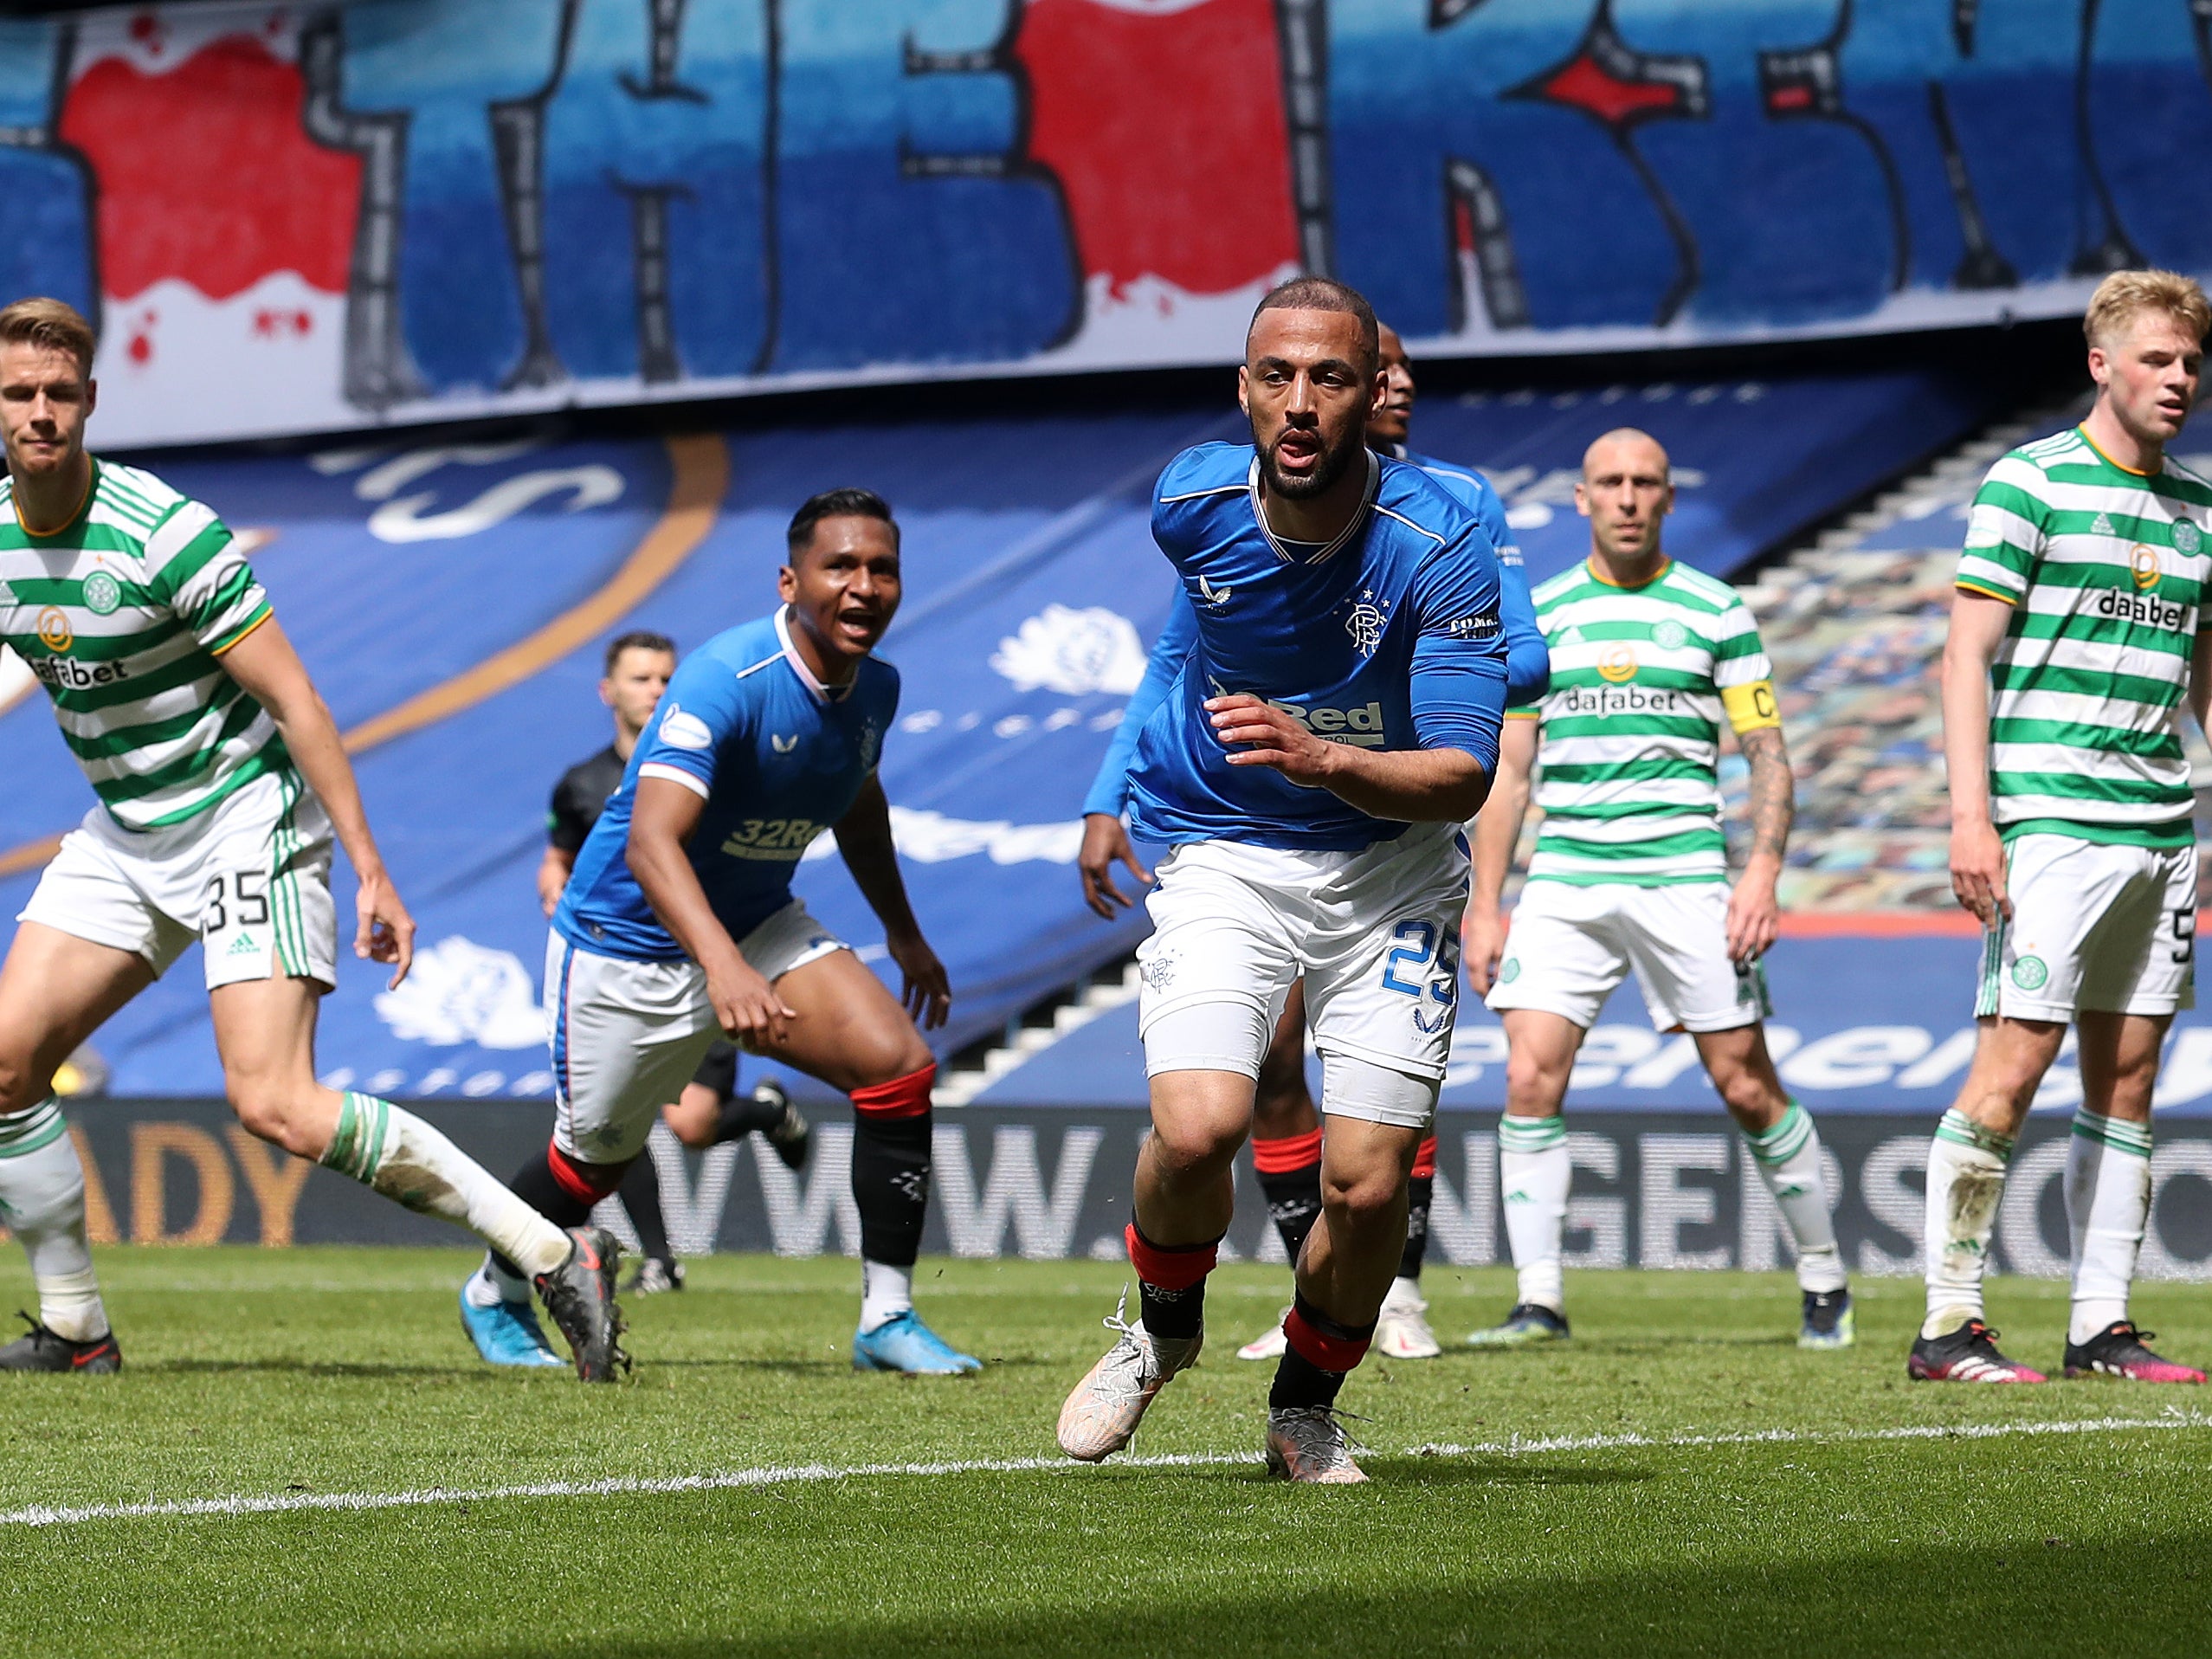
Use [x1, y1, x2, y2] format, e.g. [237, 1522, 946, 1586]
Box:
[1374, 1291, 1442, 1359]
[1057, 1291, 1202, 1462]
[1265, 1406, 1369, 1483]
[1236, 1306, 1292, 1361]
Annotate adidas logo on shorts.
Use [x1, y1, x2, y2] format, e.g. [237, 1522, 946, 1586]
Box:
[227, 933, 261, 958]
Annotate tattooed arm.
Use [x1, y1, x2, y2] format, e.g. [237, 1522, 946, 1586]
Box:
[1726, 723, 1794, 964]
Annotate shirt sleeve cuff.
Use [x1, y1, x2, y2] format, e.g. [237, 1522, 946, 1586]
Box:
[637, 762, 710, 799]
[206, 603, 274, 655]
[1953, 580, 2018, 605]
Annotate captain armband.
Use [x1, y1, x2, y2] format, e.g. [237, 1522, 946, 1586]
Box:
[1722, 680, 1782, 736]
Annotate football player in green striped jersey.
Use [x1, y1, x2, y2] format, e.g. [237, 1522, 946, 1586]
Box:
[1463, 429, 1851, 1351]
[1915, 271, 2212, 1386]
[0, 298, 622, 1380]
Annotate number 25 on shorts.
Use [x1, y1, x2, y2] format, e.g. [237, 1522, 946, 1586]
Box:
[1380, 919, 1458, 1034]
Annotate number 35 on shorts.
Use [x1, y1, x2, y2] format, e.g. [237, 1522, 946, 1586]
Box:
[1380, 918, 1460, 1034]
[201, 868, 274, 971]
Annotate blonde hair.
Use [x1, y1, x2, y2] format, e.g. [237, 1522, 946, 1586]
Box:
[2083, 270, 2210, 352]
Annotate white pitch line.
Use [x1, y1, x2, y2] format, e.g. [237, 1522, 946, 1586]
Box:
[2, 1412, 2204, 1530]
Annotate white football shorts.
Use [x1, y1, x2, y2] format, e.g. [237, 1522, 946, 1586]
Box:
[545, 900, 845, 1165]
[1136, 820, 1467, 1124]
[1484, 878, 1769, 1034]
[20, 767, 338, 991]
[1977, 832, 2196, 1022]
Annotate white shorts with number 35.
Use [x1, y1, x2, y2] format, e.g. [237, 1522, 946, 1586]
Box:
[1484, 878, 1769, 1034]
[1136, 820, 1468, 1092]
[1978, 832, 2196, 1021]
[19, 768, 338, 991]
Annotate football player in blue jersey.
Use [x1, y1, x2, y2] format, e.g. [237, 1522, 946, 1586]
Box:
[1076, 320, 1544, 1367]
[459, 487, 977, 1376]
[1057, 279, 1510, 1481]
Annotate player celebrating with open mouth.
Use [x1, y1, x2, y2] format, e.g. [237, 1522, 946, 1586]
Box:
[460, 488, 978, 1376]
[0, 297, 623, 1380]
[1056, 278, 1509, 1482]
[1077, 320, 1548, 1365]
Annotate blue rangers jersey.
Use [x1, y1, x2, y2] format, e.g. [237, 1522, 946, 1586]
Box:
[1083, 443, 1543, 817]
[1125, 442, 1509, 851]
[555, 608, 898, 961]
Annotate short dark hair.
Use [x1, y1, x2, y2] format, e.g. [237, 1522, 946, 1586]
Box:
[603, 630, 674, 675]
[786, 487, 898, 558]
[1248, 276, 1379, 373]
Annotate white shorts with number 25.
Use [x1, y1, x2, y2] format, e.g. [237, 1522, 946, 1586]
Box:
[1136, 821, 1467, 1125]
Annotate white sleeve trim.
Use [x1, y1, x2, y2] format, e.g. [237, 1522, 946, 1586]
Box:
[637, 762, 710, 799]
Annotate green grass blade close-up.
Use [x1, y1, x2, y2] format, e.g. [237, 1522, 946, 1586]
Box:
[0, 1248, 2205, 1657]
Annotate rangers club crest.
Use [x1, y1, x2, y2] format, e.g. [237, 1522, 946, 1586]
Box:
[1344, 588, 1391, 655]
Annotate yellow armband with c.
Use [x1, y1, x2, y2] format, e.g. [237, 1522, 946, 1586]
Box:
[1722, 680, 1781, 735]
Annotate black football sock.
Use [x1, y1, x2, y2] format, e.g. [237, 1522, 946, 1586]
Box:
[1271, 1294, 1374, 1410]
[1253, 1128, 1325, 1263]
[851, 1112, 932, 1268]
[1398, 1174, 1434, 1282]
[1126, 1222, 1217, 1341]
[715, 1090, 786, 1143]
[618, 1155, 673, 1264]
[1138, 1277, 1206, 1340]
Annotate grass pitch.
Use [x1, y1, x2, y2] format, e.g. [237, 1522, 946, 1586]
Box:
[0, 1249, 2206, 1656]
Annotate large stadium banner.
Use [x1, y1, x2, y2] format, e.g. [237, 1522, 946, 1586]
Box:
[57, 1100, 2212, 1279]
[3, 0, 2207, 448]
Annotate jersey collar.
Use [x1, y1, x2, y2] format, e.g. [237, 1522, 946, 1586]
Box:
[2075, 424, 2156, 478]
[1245, 448, 1377, 566]
[1587, 553, 1671, 591]
[10, 456, 97, 539]
[774, 605, 854, 703]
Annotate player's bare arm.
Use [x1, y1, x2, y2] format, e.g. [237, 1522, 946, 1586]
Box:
[216, 616, 415, 986]
[2190, 624, 2212, 739]
[1725, 723, 1793, 965]
[832, 772, 951, 1030]
[1078, 814, 1152, 919]
[537, 846, 576, 917]
[626, 774, 796, 1046]
[1207, 693, 1488, 821]
[1462, 714, 1537, 996]
[1941, 590, 2016, 926]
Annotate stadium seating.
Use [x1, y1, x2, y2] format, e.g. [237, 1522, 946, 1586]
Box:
[0, 365, 2001, 1099]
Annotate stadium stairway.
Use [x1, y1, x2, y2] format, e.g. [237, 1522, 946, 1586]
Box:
[947, 391, 2212, 1120]
[0, 365, 2004, 1101]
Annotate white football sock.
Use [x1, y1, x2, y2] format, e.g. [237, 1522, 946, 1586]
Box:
[1499, 1114, 1569, 1314]
[465, 1256, 532, 1308]
[1742, 1101, 1847, 1294]
[320, 1093, 570, 1278]
[859, 1259, 913, 1334]
[1383, 1274, 1424, 1312]
[0, 1101, 109, 1342]
[1922, 1108, 2013, 1339]
[2065, 1108, 2152, 1346]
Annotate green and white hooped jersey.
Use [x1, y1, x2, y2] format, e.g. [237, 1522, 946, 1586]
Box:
[1957, 427, 2212, 849]
[0, 460, 282, 832]
[1519, 558, 1777, 887]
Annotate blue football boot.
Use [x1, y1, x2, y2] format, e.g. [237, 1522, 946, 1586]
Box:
[852, 1309, 982, 1374]
[1799, 1288, 1856, 1351]
[459, 1283, 566, 1368]
[1465, 1302, 1572, 1348]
